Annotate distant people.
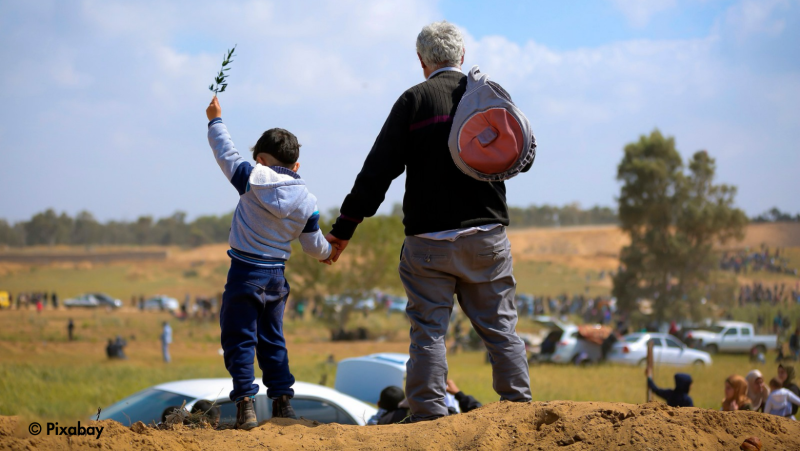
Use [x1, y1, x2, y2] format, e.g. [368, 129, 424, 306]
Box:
[777, 364, 800, 416]
[647, 373, 693, 407]
[35, 298, 43, 314]
[106, 336, 128, 359]
[51, 292, 58, 309]
[161, 321, 172, 363]
[367, 386, 408, 425]
[746, 370, 770, 412]
[721, 374, 752, 411]
[764, 377, 800, 419]
[790, 329, 800, 361]
[67, 318, 75, 342]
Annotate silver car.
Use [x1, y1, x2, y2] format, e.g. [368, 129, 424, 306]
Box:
[607, 333, 713, 367]
[64, 293, 123, 309]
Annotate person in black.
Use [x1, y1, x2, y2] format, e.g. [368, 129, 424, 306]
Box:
[647, 373, 693, 407]
[67, 318, 74, 341]
[324, 20, 533, 423]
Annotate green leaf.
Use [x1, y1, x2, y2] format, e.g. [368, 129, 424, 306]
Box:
[219, 85, 226, 92]
[209, 84, 214, 91]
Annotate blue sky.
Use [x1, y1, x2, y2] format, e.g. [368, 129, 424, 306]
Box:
[0, 0, 798, 223]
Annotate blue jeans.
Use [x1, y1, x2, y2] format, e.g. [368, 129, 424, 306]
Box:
[220, 259, 295, 401]
[162, 342, 170, 363]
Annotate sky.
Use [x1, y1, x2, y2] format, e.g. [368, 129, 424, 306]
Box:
[0, 0, 798, 223]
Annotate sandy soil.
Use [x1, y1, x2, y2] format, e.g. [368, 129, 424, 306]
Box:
[3, 400, 799, 450]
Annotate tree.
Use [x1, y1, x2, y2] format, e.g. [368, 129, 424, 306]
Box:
[612, 130, 747, 321]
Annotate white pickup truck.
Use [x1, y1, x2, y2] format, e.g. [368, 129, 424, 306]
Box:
[687, 321, 777, 355]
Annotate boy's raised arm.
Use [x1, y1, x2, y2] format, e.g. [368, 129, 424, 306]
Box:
[206, 96, 252, 195]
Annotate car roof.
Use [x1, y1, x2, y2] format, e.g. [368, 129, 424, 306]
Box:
[153, 378, 374, 411]
[715, 321, 751, 328]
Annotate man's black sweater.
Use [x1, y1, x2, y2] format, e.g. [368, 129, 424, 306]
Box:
[332, 70, 526, 240]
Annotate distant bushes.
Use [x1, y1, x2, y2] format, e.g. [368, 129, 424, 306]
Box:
[0, 209, 233, 247]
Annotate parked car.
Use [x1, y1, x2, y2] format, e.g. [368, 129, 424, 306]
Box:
[387, 297, 408, 313]
[96, 379, 376, 426]
[142, 295, 180, 311]
[64, 293, 122, 309]
[354, 298, 376, 311]
[531, 317, 606, 365]
[607, 333, 712, 366]
[686, 321, 778, 355]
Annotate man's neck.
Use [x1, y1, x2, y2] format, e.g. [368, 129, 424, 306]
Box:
[424, 65, 461, 80]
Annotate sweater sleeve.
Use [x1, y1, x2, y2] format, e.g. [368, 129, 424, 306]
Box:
[298, 209, 333, 260]
[763, 395, 777, 415]
[207, 118, 253, 195]
[330, 93, 410, 240]
[787, 390, 800, 407]
[647, 377, 673, 402]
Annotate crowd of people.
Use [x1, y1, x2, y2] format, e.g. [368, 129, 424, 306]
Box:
[6, 291, 58, 311]
[650, 364, 800, 419]
[739, 282, 800, 307]
[515, 293, 617, 325]
[720, 246, 798, 276]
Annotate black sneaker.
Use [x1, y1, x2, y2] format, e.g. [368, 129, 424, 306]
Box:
[272, 395, 297, 419]
[235, 396, 258, 430]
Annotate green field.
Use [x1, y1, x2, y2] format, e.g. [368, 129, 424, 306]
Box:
[0, 308, 792, 422]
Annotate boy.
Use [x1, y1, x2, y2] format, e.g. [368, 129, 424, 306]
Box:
[764, 377, 800, 418]
[205, 96, 333, 430]
[647, 373, 693, 407]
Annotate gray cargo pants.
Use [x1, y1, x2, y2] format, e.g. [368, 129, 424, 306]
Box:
[399, 226, 532, 419]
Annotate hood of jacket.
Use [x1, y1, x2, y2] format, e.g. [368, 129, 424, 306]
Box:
[247, 165, 308, 219]
[674, 373, 693, 394]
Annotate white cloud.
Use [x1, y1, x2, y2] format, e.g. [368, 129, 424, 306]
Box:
[0, 0, 797, 221]
[610, 0, 677, 28]
[723, 0, 792, 39]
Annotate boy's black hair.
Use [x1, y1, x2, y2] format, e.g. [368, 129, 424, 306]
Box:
[252, 128, 301, 168]
[769, 377, 782, 389]
[378, 386, 405, 411]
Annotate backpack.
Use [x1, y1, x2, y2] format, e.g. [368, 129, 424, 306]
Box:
[448, 66, 535, 182]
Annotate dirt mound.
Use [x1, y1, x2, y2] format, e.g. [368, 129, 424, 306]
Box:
[3, 401, 799, 450]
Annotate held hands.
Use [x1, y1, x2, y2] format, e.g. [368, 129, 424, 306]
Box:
[206, 96, 222, 121]
[319, 233, 349, 265]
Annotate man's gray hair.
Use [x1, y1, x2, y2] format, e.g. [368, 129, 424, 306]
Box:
[416, 21, 464, 69]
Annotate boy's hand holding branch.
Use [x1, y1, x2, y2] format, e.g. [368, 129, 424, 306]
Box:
[207, 97, 222, 121]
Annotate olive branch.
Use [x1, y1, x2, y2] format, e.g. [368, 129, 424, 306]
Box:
[209, 45, 236, 96]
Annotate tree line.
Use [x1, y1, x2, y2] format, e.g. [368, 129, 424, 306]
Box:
[0, 203, 622, 248]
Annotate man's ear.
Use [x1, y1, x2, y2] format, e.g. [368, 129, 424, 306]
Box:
[292, 161, 300, 172]
[417, 52, 426, 69]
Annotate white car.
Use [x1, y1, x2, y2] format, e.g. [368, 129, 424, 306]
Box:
[64, 293, 123, 309]
[607, 333, 713, 367]
[97, 379, 377, 426]
[533, 317, 603, 364]
[142, 295, 180, 311]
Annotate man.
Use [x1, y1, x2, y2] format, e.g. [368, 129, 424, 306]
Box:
[325, 21, 532, 422]
[161, 321, 172, 363]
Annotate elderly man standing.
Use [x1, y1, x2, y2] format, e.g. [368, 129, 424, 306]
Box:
[325, 21, 533, 422]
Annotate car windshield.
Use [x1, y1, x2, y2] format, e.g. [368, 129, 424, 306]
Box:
[623, 335, 643, 343]
[92, 293, 114, 303]
[98, 388, 192, 426]
[697, 325, 726, 334]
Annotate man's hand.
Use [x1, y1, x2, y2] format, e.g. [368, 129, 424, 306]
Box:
[446, 379, 460, 395]
[324, 233, 349, 263]
[206, 96, 221, 121]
